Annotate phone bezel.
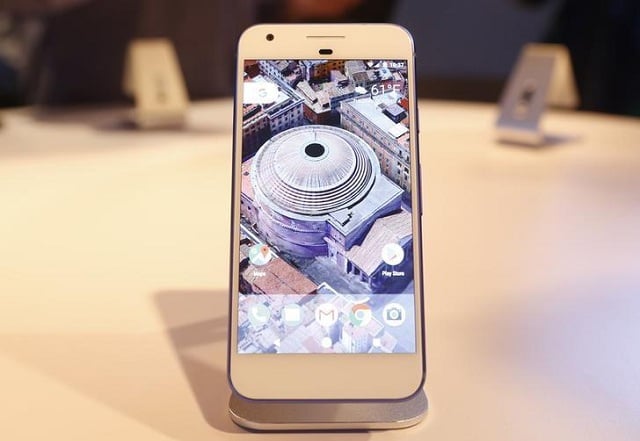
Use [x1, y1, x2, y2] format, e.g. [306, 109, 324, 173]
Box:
[229, 24, 425, 401]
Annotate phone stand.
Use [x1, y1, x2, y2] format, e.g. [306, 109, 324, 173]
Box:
[496, 43, 578, 145]
[228, 389, 428, 431]
[122, 38, 189, 129]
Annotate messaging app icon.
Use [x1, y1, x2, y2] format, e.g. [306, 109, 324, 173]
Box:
[349, 303, 372, 327]
[248, 243, 272, 266]
[248, 303, 270, 327]
[315, 303, 338, 327]
[282, 303, 302, 326]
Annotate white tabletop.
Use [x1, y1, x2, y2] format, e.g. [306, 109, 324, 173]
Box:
[1, 100, 639, 440]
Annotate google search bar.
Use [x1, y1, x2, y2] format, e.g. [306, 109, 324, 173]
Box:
[243, 82, 279, 104]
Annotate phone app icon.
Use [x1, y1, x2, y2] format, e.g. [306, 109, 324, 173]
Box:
[349, 303, 372, 327]
[248, 303, 270, 326]
[381, 243, 404, 266]
[248, 243, 272, 266]
[382, 303, 406, 327]
[282, 303, 302, 326]
[315, 303, 338, 327]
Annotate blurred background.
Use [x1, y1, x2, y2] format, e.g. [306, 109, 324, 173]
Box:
[1, 3, 639, 440]
[0, 0, 638, 116]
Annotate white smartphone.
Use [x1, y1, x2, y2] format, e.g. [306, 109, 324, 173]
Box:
[228, 23, 425, 402]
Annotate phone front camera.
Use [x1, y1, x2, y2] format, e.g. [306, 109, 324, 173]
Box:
[266, 33, 274, 41]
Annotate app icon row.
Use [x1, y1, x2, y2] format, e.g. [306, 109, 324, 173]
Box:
[248, 242, 405, 267]
[247, 301, 406, 328]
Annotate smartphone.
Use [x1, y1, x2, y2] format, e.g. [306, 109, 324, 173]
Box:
[228, 24, 425, 401]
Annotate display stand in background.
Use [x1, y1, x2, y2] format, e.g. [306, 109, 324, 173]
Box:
[123, 38, 189, 129]
[229, 389, 428, 431]
[496, 44, 578, 145]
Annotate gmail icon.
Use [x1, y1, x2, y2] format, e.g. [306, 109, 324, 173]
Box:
[315, 303, 339, 327]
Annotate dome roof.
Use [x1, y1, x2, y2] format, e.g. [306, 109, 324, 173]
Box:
[252, 125, 379, 216]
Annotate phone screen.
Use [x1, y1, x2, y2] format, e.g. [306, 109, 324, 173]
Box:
[237, 59, 417, 355]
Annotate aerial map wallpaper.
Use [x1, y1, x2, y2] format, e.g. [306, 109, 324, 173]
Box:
[237, 59, 417, 355]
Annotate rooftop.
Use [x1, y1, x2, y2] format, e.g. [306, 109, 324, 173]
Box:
[241, 157, 254, 200]
[345, 60, 366, 75]
[240, 243, 317, 294]
[251, 125, 377, 216]
[346, 210, 413, 275]
[341, 94, 410, 147]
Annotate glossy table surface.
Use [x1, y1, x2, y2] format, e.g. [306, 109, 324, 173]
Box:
[1, 100, 639, 440]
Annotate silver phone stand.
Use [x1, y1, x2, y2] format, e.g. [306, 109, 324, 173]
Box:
[229, 389, 428, 431]
[496, 43, 578, 145]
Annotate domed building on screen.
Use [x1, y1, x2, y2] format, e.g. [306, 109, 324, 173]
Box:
[240, 125, 412, 290]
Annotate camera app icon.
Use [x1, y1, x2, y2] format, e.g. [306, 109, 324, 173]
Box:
[382, 303, 406, 327]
